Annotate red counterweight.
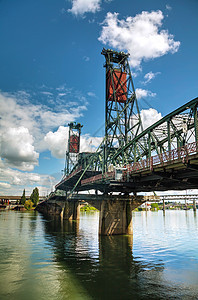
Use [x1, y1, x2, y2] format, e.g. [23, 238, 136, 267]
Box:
[106, 69, 127, 103]
[69, 135, 79, 153]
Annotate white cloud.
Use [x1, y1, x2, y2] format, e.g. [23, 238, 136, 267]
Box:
[0, 182, 11, 189]
[98, 10, 180, 68]
[68, 0, 101, 16]
[0, 161, 56, 195]
[143, 71, 160, 84]
[80, 134, 103, 152]
[0, 86, 88, 193]
[141, 108, 162, 130]
[44, 126, 68, 159]
[135, 88, 156, 99]
[0, 89, 88, 168]
[0, 127, 39, 171]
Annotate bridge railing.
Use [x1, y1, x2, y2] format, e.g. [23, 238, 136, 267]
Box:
[123, 141, 198, 178]
[81, 171, 115, 185]
[55, 166, 82, 189]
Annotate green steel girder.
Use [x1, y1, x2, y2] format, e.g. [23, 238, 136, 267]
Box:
[77, 98, 198, 176]
[112, 97, 198, 163]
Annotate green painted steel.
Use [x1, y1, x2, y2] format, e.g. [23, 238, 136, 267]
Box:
[57, 49, 198, 194]
[112, 97, 198, 162]
[101, 48, 144, 171]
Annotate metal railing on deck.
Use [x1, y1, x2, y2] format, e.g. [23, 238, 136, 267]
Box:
[55, 166, 82, 189]
[81, 171, 115, 185]
[123, 141, 198, 178]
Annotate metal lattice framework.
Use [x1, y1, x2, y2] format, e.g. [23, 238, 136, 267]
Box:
[101, 48, 143, 172]
[114, 97, 198, 165]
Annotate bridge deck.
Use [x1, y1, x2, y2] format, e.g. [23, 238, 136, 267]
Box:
[55, 142, 198, 194]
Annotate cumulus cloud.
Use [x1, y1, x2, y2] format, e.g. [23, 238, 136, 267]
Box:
[98, 10, 180, 68]
[0, 127, 39, 171]
[141, 108, 162, 130]
[135, 88, 156, 99]
[68, 0, 101, 16]
[44, 126, 68, 159]
[0, 182, 11, 189]
[80, 134, 103, 152]
[0, 88, 88, 168]
[0, 161, 56, 195]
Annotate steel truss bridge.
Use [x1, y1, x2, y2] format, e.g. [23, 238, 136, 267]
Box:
[54, 49, 198, 196]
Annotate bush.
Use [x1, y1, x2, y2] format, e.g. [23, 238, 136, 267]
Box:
[80, 204, 98, 211]
[151, 203, 159, 210]
[24, 200, 34, 210]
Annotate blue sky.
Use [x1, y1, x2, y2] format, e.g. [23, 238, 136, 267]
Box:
[0, 0, 198, 195]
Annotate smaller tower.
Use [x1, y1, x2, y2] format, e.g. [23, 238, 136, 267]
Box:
[65, 122, 83, 176]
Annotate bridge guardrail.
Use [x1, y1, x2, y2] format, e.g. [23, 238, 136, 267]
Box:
[123, 141, 198, 179]
[81, 171, 115, 185]
[55, 166, 82, 189]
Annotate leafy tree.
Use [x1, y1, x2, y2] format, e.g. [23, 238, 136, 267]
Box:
[20, 189, 26, 205]
[30, 187, 39, 206]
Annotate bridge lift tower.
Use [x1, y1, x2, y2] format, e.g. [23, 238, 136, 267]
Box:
[64, 122, 83, 176]
[101, 48, 143, 173]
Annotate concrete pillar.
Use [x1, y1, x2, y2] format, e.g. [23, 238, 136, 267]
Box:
[63, 200, 80, 220]
[99, 199, 133, 235]
[163, 199, 165, 211]
[62, 219, 79, 234]
[193, 200, 196, 211]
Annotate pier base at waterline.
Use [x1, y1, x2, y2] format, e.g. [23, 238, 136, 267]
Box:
[193, 200, 197, 212]
[99, 199, 133, 235]
[37, 198, 80, 220]
[63, 200, 80, 220]
[37, 195, 159, 235]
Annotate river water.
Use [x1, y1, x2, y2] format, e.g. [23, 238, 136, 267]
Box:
[0, 209, 198, 299]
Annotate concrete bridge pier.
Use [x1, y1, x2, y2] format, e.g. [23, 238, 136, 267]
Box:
[99, 199, 133, 235]
[193, 200, 196, 211]
[63, 200, 80, 220]
[163, 199, 166, 211]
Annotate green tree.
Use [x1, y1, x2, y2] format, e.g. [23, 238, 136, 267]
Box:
[30, 187, 39, 206]
[20, 189, 26, 205]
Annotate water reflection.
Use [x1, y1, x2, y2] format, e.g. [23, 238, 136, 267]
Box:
[1, 210, 198, 299]
[42, 214, 166, 299]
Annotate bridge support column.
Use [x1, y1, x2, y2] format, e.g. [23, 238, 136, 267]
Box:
[63, 200, 80, 220]
[193, 200, 196, 211]
[99, 199, 133, 235]
[163, 199, 165, 211]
